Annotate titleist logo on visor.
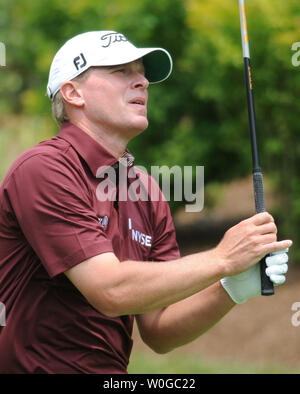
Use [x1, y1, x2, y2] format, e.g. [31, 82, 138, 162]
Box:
[100, 33, 129, 48]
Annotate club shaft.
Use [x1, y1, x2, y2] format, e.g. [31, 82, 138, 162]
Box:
[243, 58, 261, 173]
[239, 0, 274, 295]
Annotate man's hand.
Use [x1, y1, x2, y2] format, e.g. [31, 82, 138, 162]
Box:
[214, 212, 292, 277]
[220, 249, 289, 304]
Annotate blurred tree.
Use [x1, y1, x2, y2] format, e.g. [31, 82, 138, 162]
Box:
[0, 0, 299, 256]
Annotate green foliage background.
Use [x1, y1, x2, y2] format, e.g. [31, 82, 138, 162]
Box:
[0, 0, 299, 257]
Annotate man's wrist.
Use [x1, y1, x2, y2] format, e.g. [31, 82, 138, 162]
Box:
[220, 277, 247, 304]
[208, 247, 231, 278]
[219, 279, 237, 306]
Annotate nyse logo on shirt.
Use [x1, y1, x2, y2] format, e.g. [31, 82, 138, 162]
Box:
[128, 218, 152, 248]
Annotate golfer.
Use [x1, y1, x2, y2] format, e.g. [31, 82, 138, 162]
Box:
[0, 31, 291, 373]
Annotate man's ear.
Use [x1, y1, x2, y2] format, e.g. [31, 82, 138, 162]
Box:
[60, 81, 84, 107]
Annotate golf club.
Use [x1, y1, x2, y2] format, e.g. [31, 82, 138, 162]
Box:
[239, 0, 274, 295]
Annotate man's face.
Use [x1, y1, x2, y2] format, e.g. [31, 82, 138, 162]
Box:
[77, 59, 149, 139]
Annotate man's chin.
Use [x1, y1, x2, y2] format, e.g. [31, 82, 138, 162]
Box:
[131, 118, 149, 136]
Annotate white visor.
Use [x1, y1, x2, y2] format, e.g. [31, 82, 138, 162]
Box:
[46, 30, 173, 100]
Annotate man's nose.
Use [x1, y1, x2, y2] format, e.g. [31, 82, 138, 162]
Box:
[132, 73, 149, 89]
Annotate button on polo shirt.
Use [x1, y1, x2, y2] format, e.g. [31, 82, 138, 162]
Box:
[0, 122, 180, 373]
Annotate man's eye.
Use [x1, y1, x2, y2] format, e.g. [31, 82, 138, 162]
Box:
[114, 68, 126, 73]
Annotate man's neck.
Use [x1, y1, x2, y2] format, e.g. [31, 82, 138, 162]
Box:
[72, 120, 129, 159]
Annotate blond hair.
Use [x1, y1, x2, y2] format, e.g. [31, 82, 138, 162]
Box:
[51, 67, 94, 126]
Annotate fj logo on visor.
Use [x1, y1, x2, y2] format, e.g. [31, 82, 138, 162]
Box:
[73, 53, 87, 70]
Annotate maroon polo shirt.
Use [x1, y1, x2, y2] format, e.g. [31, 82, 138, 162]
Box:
[0, 122, 180, 374]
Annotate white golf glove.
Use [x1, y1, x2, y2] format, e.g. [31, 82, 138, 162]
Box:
[220, 249, 289, 304]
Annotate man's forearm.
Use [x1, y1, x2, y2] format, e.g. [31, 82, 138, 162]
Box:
[65, 212, 292, 318]
[107, 251, 226, 316]
[66, 249, 226, 318]
[136, 281, 235, 354]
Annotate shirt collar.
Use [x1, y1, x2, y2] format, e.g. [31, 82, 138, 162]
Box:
[58, 122, 135, 177]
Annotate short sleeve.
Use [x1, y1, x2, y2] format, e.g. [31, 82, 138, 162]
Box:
[9, 152, 113, 277]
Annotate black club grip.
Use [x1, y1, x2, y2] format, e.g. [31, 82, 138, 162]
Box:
[253, 171, 265, 213]
[253, 171, 274, 295]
